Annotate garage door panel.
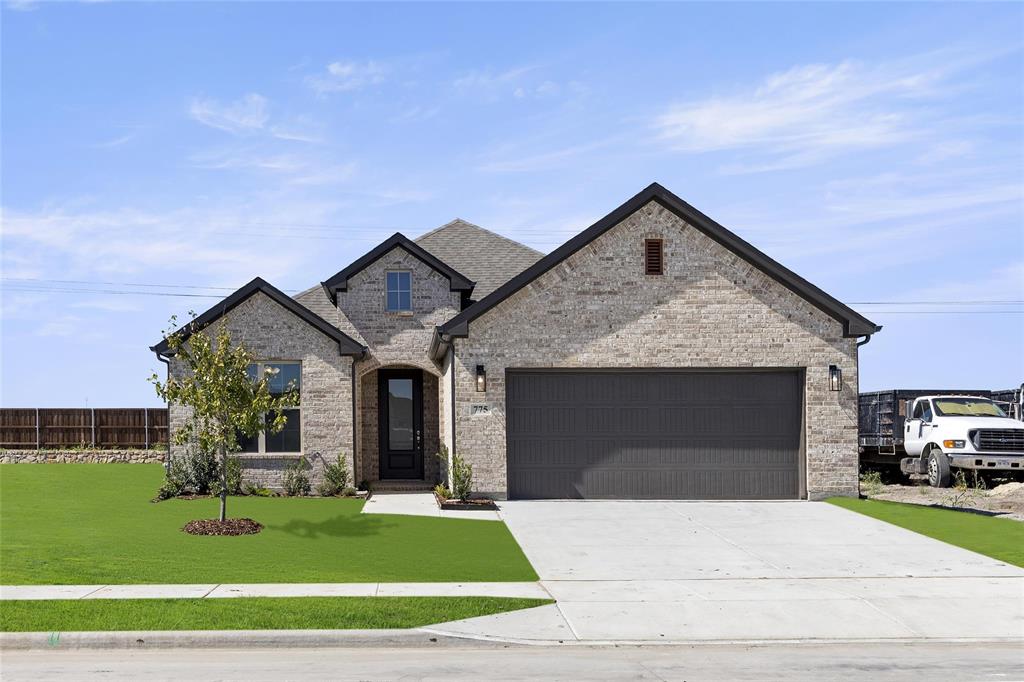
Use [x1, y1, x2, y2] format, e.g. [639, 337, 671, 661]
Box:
[506, 370, 802, 500]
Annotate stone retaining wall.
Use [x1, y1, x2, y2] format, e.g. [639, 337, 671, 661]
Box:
[1, 449, 166, 464]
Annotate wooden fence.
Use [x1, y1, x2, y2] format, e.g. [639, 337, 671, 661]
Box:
[0, 408, 169, 450]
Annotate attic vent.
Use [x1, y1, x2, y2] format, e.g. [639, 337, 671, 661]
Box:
[644, 239, 664, 275]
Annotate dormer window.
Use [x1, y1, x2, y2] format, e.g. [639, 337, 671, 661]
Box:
[644, 239, 664, 275]
[386, 271, 412, 311]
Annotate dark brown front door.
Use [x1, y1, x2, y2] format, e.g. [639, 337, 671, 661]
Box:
[378, 369, 424, 479]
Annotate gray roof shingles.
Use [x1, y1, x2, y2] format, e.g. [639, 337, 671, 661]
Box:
[293, 218, 541, 326]
[414, 219, 543, 300]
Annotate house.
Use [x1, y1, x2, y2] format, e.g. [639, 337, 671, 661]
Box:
[152, 183, 880, 500]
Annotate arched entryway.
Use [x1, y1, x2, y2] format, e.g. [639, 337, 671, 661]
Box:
[355, 363, 441, 487]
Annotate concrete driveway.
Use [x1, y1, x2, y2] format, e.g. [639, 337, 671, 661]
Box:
[428, 501, 1024, 643]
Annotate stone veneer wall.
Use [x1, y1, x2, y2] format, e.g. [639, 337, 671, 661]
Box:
[166, 291, 355, 489]
[337, 246, 460, 482]
[1, 449, 166, 464]
[452, 200, 860, 500]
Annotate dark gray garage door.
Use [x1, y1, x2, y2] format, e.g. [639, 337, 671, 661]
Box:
[506, 370, 803, 500]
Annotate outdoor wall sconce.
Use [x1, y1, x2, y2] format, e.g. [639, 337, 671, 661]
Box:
[829, 365, 842, 392]
[476, 365, 487, 392]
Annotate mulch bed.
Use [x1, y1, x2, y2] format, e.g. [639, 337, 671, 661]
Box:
[182, 518, 263, 536]
[434, 492, 499, 511]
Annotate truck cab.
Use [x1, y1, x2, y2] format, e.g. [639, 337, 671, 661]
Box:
[904, 395, 1024, 487]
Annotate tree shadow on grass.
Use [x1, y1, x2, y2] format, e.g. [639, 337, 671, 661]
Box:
[264, 514, 396, 539]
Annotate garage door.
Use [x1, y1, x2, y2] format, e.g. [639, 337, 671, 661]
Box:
[506, 370, 803, 500]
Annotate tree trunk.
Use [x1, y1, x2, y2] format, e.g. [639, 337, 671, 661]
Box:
[219, 442, 228, 522]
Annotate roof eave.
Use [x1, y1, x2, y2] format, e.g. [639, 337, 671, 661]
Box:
[322, 233, 475, 305]
[439, 182, 879, 340]
[149, 277, 367, 359]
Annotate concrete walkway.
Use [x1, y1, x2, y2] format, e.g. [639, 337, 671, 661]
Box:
[0, 582, 550, 601]
[362, 492, 501, 520]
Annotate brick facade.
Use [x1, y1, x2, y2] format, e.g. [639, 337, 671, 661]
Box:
[166, 291, 355, 489]
[164, 198, 864, 498]
[336, 246, 455, 484]
[450, 201, 859, 500]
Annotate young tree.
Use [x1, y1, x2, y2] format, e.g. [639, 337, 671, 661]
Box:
[150, 316, 297, 522]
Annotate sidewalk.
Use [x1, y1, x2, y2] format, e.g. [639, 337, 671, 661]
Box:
[0, 582, 550, 601]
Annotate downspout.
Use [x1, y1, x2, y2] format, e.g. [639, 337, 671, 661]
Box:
[856, 334, 874, 347]
[154, 351, 171, 472]
[351, 359, 358, 484]
[449, 339, 457, 485]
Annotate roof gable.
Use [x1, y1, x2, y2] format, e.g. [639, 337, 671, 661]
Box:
[438, 182, 880, 340]
[151, 277, 366, 357]
[322, 233, 474, 304]
[415, 219, 543, 300]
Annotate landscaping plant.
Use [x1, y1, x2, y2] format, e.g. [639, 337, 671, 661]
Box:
[283, 457, 312, 497]
[437, 444, 473, 501]
[149, 315, 297, 522]
[315, 452, 351, 497]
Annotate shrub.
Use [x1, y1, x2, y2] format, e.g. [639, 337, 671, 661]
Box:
[242, 482, 274, 497]
[153, 458, 188, 501]
[434, 483, 451, 501]
[183, 446, 219, 495]
[283, 457, 311, 497]
[437, 444, 473, 501]
[153, 447, 236, 500]
[315, 452, 351, 497]
[341, 486, 358, 497]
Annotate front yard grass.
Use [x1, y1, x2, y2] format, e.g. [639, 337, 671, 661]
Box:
[0, 596, 551, 632]
[0, 464, 537, 584]
[828, 497, 1024, 567]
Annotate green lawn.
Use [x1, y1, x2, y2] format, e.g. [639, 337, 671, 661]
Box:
[0, 464, 537, 584]
[0, 596, 551, 632]
[828, 497, 1024, 567]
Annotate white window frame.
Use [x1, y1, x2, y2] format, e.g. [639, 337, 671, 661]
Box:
[238, 361, 302, 454]
[385, 270, 413, 312]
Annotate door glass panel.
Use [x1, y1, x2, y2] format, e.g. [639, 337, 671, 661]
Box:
[388, 378, 414, 450]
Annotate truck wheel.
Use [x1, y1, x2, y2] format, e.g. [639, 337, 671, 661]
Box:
[927, 448, 951, 488]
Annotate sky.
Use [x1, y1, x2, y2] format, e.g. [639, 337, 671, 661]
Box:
[1, 1, 1022, 407]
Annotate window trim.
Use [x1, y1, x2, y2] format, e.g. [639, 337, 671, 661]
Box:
[385, 270, 413, 312]
[237, 360, 302, 455]
[644, 239, 664, 276]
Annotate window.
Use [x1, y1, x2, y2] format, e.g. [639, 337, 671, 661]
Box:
[386, 271, 412, 311]
[934, 398, 1006, 418]
[644, 239, 664, 275]
[236, 362, 301, 454]
[912, 400, 933, 423]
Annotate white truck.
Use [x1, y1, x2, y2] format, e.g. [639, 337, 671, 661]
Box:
[901, 394, 1024, 487]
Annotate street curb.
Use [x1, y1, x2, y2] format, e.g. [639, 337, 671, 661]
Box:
[0, 629, 510, 651]
[3, 629, 1022, 651]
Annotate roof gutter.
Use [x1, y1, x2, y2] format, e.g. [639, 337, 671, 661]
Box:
[429, 328, 452, 364]
[856, 328, 880, 347]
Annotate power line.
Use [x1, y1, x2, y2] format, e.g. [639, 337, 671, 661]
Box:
[2, 277, 243, 291]
[4, 278, 1022, 306]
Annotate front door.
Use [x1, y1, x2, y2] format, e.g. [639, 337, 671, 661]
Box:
[378, 369, 423, 479]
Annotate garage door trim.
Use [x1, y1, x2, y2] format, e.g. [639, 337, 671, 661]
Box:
[505, 367, 807, 500]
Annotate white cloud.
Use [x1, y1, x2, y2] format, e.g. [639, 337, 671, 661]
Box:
[452, 66, 570, 101]
[189, 93, 269, 135]
[306, 60, 387, 95]
[653, 49, 1006, 170]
